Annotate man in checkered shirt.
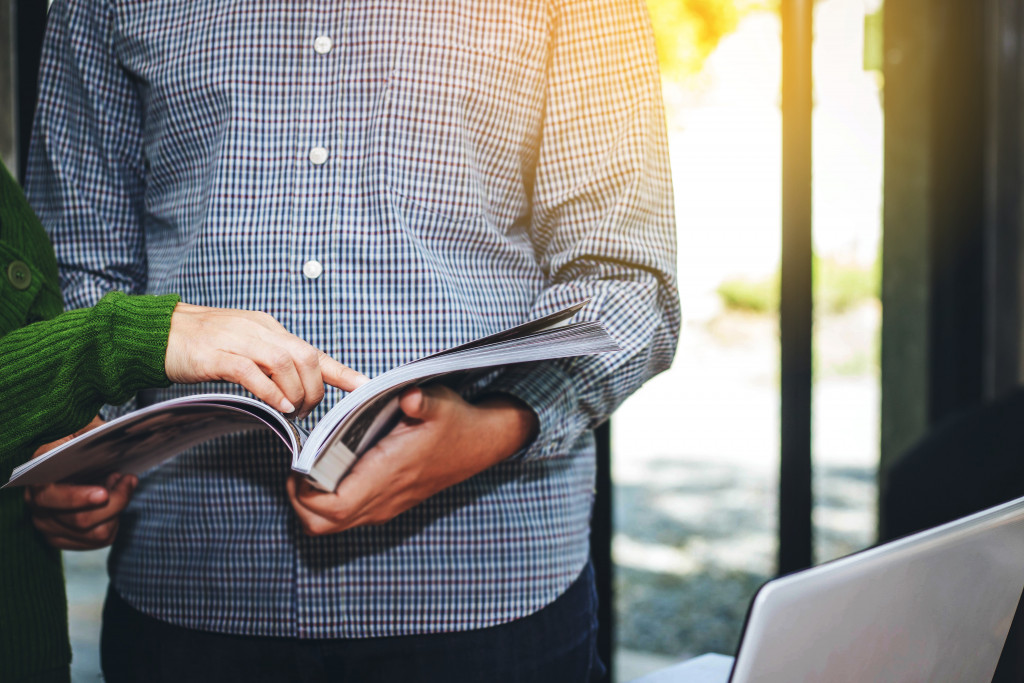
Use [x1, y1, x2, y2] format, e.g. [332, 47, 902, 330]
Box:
[26, 0, 680, 680]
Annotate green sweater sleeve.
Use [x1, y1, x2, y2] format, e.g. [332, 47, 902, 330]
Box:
[0, 290, 180, 476]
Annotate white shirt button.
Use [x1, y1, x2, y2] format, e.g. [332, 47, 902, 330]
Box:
[314, 35, 333, 55]
[302, 260, 324, 280]
[308, 147, 329, 165]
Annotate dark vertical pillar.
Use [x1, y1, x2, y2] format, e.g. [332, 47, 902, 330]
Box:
[593, 422, 614, 680]
[779, 0, 815, 575]
[880, 0, 1024, 537]
[879, 0, 934, 538]
[14, 0, 46, 183]
[984, 0, 1024, 401]
[928, 0, 986, 424]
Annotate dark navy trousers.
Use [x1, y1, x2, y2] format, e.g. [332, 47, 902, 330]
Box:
[100, 561, 605, 683]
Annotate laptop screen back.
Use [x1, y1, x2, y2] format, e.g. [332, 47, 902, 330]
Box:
[729, 496, 1024, 683]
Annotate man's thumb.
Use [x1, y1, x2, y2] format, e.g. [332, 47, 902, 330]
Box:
[399, 386, 430, 419]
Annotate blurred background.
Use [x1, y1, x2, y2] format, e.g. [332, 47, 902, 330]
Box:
[612, 0, 883, 676]
[8, 0, 1024, 680]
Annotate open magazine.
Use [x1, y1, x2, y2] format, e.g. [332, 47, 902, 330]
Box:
[4, 301, 618, 491]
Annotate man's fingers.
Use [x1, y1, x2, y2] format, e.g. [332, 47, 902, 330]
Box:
[32, 475, 137, 533]
[397, 387, 426, 419]
[24, 471, 136, 551]
[292, 443, 397, 522]
[32, 513, 120, 543]
[240, 309, 291, 334]
[286, 476, 340, 535]
[286, 475, 369, 535]
[284, 341, 324, 420]
[320, 354, 369, 392]
[247, 342, 307, 414]
[32, 416, 107, 458]
[40, 533, 114, 551]
[26, 483, 110, 511]
[166, 303, 366, 418]
[221, 332, 326, 418]
[287, 476, 339, 516]
[107, 473, 138, 508]
[398, 384, 454, 420]
[219, 354, 295, 413]
[33, 434, 73, 458]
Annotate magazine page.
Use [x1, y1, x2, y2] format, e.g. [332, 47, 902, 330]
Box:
[4, 394, 296, 487]
[295, 304, 618, 490]
[420, 300, 590, 359]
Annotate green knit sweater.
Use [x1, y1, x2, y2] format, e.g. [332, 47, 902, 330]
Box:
[0, 164, 180, 682]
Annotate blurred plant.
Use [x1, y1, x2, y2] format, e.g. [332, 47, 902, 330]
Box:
[648, 0, 779, 82]
[863, 5, 884, 72]
[716, 256, 879, 315]
[717, 271, 780, 313]
[818, 256, 880, 314]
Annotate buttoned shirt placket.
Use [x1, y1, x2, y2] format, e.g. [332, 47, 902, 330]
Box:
[288, 1, 341, 344]
[290, 1, 348, 635]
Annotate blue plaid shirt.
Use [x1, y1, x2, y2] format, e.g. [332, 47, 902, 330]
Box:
[27, 0, 679, 638]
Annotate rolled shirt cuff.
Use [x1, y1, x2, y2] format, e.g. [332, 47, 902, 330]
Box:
[478, 361, 585, 461]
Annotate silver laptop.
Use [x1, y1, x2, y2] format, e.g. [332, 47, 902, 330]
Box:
[638, 494, 1024, 683]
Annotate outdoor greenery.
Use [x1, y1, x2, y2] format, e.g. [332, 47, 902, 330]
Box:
[716, 273, 779, 314]
[716, 256, 880, 315]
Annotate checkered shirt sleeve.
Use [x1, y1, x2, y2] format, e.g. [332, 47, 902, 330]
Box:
[483, 0, 679, 461]
[27, 0, 148, 307]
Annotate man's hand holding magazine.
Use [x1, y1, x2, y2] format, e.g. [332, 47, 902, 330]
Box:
[287, 385, 538, 534]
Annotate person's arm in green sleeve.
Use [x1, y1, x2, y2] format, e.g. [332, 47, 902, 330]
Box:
[0, 291, 178, 471]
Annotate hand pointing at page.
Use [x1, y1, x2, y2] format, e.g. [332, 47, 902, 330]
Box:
[164, 303, 368, 420]
[22, 299, 367, 551]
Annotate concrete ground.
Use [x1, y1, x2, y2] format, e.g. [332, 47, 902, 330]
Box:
[65, 549, 106, 682]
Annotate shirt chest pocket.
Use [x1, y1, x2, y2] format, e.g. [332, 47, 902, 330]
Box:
[380, 42, 546, 225]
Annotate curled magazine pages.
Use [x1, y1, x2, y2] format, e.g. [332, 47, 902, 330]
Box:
[5, 301, 619, 491]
